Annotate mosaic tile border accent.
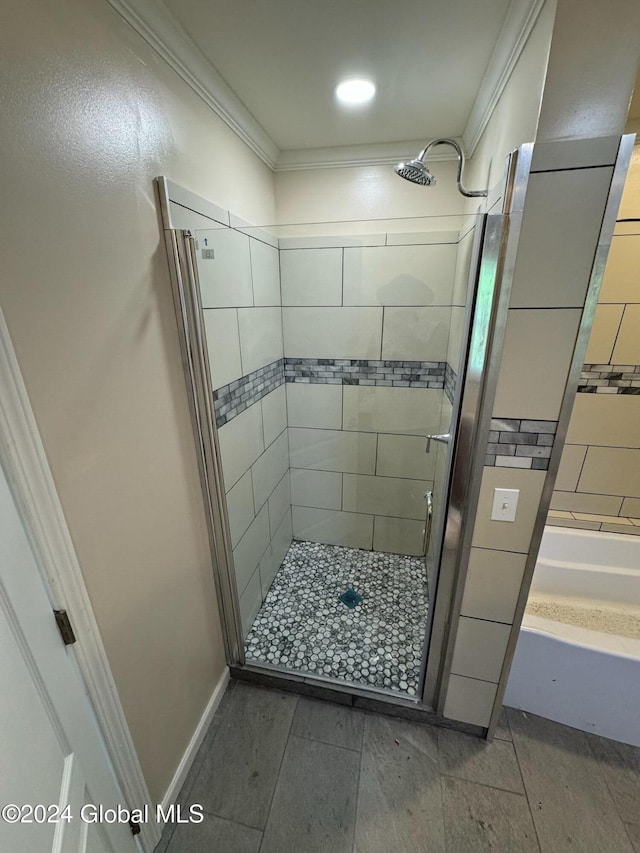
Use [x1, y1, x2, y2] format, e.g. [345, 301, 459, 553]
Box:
[213, 356, 461, 429]
[578, 364, 640, 395]
[213, 358, 284, 427]
[284, 358, 446, 388]
[444, 363, 457, 405]
[485, 418, 558, 471]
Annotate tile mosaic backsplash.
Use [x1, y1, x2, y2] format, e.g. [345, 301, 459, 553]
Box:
[577, 363, 640, 394]
[213, 359, 284, 427]
[213, 358, 460, 428]
[485, 418, 558, 471]
[444, 362, 458, 405]
[284, 358, 447, 388]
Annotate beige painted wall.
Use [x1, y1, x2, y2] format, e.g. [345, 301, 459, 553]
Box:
[275, 161, 463, 225]
[0, 0, 275, 801]
[550, 146, 640, 531]
[464, 0, 557, 200]
[537, 0, 640, 142]
[274, 1, 558, 228]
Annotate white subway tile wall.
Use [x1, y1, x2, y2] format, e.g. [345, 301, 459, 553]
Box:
[198, 228, 253, 308]
[237, 307, 284, 375]
[286, 383, 342, 429]
[342, 474, 432, 521]
[290, 468, 342, 511]
[288, 427, 377, 475]
[249, 239, 280, 306]
[291, 506, 374, 550]
[251, 431, 289, 511]
[342, 243, 456, 306]
[280, 247, 343, 306]
[373, 516, 424, 557]
[282, 306, 383, 359]
[381, 307, 451, 362]
[342, 386, 446, 436]
[203, 308, 243, 390]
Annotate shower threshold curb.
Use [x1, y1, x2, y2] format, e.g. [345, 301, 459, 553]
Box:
[229, 663, 487, 738]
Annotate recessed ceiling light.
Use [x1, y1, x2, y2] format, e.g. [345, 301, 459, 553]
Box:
[335, 78, 376, 105]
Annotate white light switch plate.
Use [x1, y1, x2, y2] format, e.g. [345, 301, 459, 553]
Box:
[491, 488, 519, 522]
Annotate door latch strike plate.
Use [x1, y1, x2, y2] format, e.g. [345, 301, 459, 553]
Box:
[53, 609, 77, 646]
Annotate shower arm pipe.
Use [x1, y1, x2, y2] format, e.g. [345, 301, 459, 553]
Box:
[417, 138, 488, 198]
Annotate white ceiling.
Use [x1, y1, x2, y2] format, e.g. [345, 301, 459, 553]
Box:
[108, 0, 547, 168]
[163, 0, 511, 152]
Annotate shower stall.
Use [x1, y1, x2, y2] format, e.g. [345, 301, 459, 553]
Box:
[157, 172, 507, 713]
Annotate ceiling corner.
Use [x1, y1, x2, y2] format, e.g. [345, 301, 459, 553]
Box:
[462, 0, 547, 157]
[105, 0, 280, 168]
[105, 0, 546, 174]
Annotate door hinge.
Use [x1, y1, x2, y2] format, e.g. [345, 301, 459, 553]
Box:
[129, 820, 141, 836]
[53, 609, 77, 646]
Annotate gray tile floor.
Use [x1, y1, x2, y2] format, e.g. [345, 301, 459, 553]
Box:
[156, 680, 640, 853]
[245, 541, 428, 696]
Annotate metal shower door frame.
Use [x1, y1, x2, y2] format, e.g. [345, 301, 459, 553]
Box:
[159, 213, 246, 666]
[422, 146, 533, 711]
[421, 213, 511, 708]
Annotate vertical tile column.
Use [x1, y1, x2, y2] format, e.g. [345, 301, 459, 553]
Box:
[442, 137, 625, 728]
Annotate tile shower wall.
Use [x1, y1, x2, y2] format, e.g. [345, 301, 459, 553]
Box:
[197, 224, 292, 637]
[550, 151, 640, 532]
[281, 235, 459, 557]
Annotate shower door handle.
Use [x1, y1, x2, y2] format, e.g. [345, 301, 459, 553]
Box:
[425, 433, 450, 453]
[422, 490, 433, 556]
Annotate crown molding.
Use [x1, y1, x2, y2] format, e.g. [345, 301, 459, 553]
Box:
[463, 0, 547, 157]
[105, 0, 279, 168]
[107, 0, 545, 171]
[275, 140, 459, 172]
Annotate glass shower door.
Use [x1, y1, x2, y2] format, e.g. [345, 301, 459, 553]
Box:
[165, 202, 494, 705]
[419, 214, 490, 699]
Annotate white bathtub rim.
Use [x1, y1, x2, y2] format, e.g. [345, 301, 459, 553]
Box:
[533, 526, 640, 607]
[534, 559, 639, 578]
[521, 614, 640, 660]
[538, 525, 640, 571]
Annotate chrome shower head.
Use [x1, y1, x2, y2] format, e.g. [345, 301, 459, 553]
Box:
[394, 159, 437, 186]
[394, 138, 488, 198]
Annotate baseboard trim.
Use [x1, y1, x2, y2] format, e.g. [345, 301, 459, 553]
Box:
[160, 667, 230, 810]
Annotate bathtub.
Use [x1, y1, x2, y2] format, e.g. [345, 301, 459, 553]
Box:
[504, 526, 640, 747]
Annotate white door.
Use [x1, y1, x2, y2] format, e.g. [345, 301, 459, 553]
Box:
[0, 460, 139, 853]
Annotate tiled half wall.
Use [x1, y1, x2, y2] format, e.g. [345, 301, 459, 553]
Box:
[443, 137, 625, 730]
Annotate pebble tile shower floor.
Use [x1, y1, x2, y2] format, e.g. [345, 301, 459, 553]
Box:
[245, 540, 428, 696]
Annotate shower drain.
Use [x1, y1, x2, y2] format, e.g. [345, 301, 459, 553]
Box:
[338, 588, 362, 609]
